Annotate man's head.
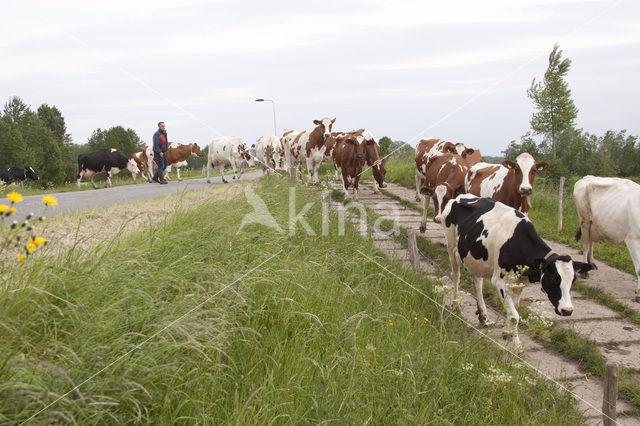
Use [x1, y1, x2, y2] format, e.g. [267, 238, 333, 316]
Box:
[158, 122, 166, 131]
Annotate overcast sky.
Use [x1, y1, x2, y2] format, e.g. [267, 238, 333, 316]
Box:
[1, 0, 638, 155]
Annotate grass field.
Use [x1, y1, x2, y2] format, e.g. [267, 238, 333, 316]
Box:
[0, 177, 584, 424]
[383, 157, 637, 276]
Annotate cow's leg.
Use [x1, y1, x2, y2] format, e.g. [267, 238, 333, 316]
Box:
[237, 165, 245, 180]
[89, 173, 98, 189]
[353, 174, 360, 201]
[132, 172, 137, 184]
[76, 171, 83, 188]
[472, 276, 488, 326]
[219, 164, 228, 183]
[306, 157, 314, 183]
[415, 171, 424, 202]
[105, 170, 113, 188]
[578, 221, 594, 278]
[206, 162, 212, 184]
[340, 169, 349, 199]
[492, 275, 520, 346]
[176, 166, 182, 182]
[624, 238, 640, 302]
[419, 194, 430, 233]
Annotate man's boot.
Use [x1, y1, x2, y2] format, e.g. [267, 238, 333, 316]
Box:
[159, 172, 168, 184]
[152, 171, 160, 183]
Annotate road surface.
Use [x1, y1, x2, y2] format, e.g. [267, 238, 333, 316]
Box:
[2, 172, 262, 222]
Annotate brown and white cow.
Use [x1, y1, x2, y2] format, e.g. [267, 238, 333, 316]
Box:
[419, 153, 470, 230]
[163, 142, 204, 181]
[465, 152, 549, 214]
[415, 138, 475, 202]
[332, 133, 366, 200]
[298, 117, 335, 182]
[130, 146, 154, 183]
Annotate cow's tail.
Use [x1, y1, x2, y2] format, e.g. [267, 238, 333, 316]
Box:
[575, 226, 582, 242]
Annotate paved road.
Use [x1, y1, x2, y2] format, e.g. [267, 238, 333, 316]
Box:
[2, 172, 262, 222]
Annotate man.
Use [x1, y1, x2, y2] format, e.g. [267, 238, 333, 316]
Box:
[152, 121, 169, 184]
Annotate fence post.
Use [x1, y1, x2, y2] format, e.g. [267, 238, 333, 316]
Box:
[289, 166, 297, 183]
[557, 176, 565, 233]
[602, 361, 619, 426]
[408, 230, 420, 272]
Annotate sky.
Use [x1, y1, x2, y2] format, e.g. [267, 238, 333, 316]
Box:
[1, 0, 638, 156]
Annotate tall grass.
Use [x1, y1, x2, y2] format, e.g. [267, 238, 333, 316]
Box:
[0, 177, 583, 424]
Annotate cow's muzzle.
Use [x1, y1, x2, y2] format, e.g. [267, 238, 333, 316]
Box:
[519, 187, 533, 195]
[355, 153, 364, 160]
[559, 307, 573, 316]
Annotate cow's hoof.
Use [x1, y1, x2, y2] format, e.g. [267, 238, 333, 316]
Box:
[419, 225, 426, 233]
[178, 179, 183, 182]
[233, 176, 236, 180]
[579, 271, 589, 280]
[206, 179, 211, 184]
[415, 196, 422, 202]
[635, 296, 640, 303]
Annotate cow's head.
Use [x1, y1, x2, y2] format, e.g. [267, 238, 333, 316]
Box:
[126, 158, 140, 175]
[191, 143, 204, 157]
[502, 152, 549, 196]
[25, 167, 39, 181]
[313, 117, 336, 140]
[455, 143, 475, 159]
[343, 135, 365, 160]
[524, 254, 594, 316]
[239, 144, 253, 162]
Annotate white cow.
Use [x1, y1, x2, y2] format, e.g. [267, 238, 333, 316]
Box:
[303, 117, 335, 183]
[281, 130, 303, 174]
[574, 175, 640, 302]
[206, 136, 253, 184]
[254, 134, 285, 175]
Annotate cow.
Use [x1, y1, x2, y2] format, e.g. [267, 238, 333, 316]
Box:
[465, 152, 549, 214]
[291, 117, 336, 182]
[418, 153, 469, 230]
[254, 134, 286, 175]
[333, 129, 387, 193]
[415, 138, 475, 202]
[163, 142, 204, 181]
[574, 176, 640, 302]
[442, 194, 594, 346]
[281, 130, 302, 176]
[130, 146, 154, 183]
[332, 133, 366, 201]
[0, 166, 39, 184]
[206, 136, 253, 184]
[77, 148, 139, 189]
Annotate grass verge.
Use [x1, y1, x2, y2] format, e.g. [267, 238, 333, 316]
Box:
[0, 176, 584, 424]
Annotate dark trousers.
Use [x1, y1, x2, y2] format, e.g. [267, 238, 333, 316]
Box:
[155, 152, 168, 173]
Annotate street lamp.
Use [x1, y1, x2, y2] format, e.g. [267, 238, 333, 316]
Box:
[255, 98, 277, 136]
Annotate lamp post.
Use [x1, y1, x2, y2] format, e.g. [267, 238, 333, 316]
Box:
[255, 98, 277, 136]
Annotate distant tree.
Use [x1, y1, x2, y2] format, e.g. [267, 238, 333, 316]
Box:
[37, 104, 72, 144]
[86, 126, 144, 156]
[503, 132, 542, 160]
[597, 130, 639, 176]
[527, 44, 578, 158]
[379, 136, 393, 158]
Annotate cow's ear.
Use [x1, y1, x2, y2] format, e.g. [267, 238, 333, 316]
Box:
[535, 162, 550, 172]
[573, 261, 594, 274]
[381, 158, 387, 166]
[313, 120, 321, 125]
[464, 148, 475, 157]
[331, 118, 336, 124]
[502, 160, 516, 169]
[443, 142, 456, 154]
[251, 144, 255, 148]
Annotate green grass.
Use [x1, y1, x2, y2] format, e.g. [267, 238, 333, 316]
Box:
[0, 177, 584, 424]
[384, 157, 416, 188]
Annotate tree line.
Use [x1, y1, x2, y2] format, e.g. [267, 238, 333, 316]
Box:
[0, 97, 146, 186]
[505, 43, 639, 178]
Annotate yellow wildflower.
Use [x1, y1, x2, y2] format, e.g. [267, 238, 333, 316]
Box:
[7, 192, 22, 203]
[34, 237, 46, 246]
[0, 204, 8, 212]
[42, 196, 58, 206]
[17, 254, 25, 262]
[413, 316, 418, 320]
[424, 317, 429, 322]
[26, 243, 36, 253]
[9, 207, 16, 214]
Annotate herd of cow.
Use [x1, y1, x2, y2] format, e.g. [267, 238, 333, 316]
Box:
[2, 117, 639, 348]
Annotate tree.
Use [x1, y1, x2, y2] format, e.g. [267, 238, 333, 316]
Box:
[86, 126, 144, 156]
[503, 132, 542, 160]
[527, 43, 578, 158]
[379, 136, 393, 158]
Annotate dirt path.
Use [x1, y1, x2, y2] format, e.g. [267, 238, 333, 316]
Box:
[332, 181, 640, 425]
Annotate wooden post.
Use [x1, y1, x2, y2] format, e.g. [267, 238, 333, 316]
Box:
[289, 166, 296, 183]
[408, 230, 420, 272]
[557, 176, 565, 233]
[602, 361, 619, 426]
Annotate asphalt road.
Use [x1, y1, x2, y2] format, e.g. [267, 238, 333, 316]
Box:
[3, 172, 262, 222]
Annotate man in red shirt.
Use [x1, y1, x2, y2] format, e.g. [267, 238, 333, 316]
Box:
[152, 121, 169, 184]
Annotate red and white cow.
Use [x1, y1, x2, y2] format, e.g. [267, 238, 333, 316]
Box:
[418, 152, 469, 229]
[163, 142, 204, 181]
[206, 136, 253, 183]
[254, 134, 286, 174]
[414, 138, 475, 201]
[301, 117, 336, 183]
[574, 176, 640, 302]
[130, 146, 154, 183]
[465, 152, 549, 214]
[332, 133, 366, 201]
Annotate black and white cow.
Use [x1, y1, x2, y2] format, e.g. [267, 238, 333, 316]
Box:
[442, 194, 593, 346]
[0, 166, 39, 184]
[77, 148, 139, 189]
